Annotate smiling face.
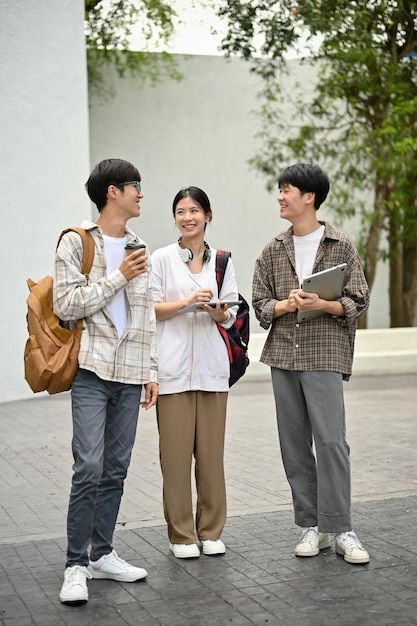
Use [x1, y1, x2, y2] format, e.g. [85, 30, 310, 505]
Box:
[174, 196, 210, 240]
[277, 183, 315, 223]
[111, 181, 144, 219]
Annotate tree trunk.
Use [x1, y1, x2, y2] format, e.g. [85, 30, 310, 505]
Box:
[403, 237, 417, 326]
[358, 179, 387, 329]
[388, 213, 404, 327]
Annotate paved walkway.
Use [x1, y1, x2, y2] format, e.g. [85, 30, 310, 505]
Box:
[0, 375, 416, 624]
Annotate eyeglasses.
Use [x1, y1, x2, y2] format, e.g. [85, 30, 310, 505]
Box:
[117, 181, 142, 193]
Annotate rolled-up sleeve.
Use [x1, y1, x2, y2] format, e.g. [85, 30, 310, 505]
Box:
[252, 255, 278, 330]
[338, 243, 369, 326]
[53, 231, 128, 321]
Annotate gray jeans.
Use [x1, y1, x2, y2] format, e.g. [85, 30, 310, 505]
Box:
[66, 368, 142, 567]
[271, 369, 351, 533]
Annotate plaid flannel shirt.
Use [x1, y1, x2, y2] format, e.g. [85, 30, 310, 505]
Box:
[53, 221, 158, 385]
[252, 222, 369, 380]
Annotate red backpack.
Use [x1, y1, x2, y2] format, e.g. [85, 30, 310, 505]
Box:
[215, 250, 250, 386]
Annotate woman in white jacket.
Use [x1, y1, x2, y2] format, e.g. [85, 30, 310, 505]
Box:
[151, 186, 239, 559]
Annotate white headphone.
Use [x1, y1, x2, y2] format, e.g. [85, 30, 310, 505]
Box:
[177, 239, 211, 263]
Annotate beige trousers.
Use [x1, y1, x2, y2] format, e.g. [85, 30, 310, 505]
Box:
[156, 390, 228, 544]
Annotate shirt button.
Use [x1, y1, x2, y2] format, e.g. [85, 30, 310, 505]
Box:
[295, 344, 299, 348]
[295, 323, 300, 328]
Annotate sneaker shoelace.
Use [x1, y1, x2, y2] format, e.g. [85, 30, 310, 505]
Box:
[338, 531, 364, 551]
[107, 550, 132, 569]
[67, 565, 92, 582]
[300, 527, 318, 544]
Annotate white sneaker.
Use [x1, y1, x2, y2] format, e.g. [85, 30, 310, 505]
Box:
[294, 527, 332, 557]
[59, 565, 91, 604]
[169, 543, 200, 558]
[87, 550, 148, 582]
[335, 531, 370, 564]
[201, 539, 226, 555]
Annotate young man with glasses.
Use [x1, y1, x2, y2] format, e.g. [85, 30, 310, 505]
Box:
[54, 158, 158, 604]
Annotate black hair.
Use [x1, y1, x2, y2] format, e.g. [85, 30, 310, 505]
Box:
[278, 163, 330, 210]
[85, 158, 141, 211]
[172, 187, 212, 222]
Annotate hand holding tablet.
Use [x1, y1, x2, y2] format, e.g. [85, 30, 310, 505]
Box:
[178, 300, 242, 314]
[298, 263, 347, 322]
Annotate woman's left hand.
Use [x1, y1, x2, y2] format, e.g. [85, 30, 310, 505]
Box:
[202, 300, 229, 323]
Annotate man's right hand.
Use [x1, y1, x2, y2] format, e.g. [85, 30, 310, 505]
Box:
[274, 289, 299, 318]
[286, 289, 299, 313]
[120, 250, 147, 281]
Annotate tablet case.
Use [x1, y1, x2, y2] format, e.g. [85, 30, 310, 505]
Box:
[298, 263, 347, 322]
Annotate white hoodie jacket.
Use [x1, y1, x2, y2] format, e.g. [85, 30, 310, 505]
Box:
[151, 243, 239, 394]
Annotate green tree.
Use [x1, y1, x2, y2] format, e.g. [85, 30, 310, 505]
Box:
[218, 0, 417, 327]
[85, 0, 181, 100]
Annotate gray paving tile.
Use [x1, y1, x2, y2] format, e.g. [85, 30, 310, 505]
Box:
[1, 376, 417, 545]
[0, 497, 416, 625]
[1, 375, 417, 624]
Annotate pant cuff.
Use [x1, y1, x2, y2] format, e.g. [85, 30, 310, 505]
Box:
[65, 558, 89, 568]
[89, 549, 112, 562]
[294, 507, 318, 528]
[318, 512, 351, 534]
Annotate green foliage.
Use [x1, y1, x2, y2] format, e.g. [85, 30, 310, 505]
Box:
[218, 1, 417, 323]
[85, 0, 181, 100]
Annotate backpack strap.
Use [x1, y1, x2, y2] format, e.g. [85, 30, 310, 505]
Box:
[215, 249, 231, 295]
[57, 227, 95, 277]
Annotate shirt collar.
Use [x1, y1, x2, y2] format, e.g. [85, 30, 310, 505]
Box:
[80, 220, 141, 245]
[275, 221, 340, 242]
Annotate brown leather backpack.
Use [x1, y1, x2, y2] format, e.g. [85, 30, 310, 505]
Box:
[24, 228, 94, 395]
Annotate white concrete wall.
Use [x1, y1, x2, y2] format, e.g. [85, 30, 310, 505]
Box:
[89, 54, 389, 331]
[0, 0, 90, 402]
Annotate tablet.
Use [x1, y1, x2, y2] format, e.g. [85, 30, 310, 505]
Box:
[178, 300, 242, 314]
[297, 263, 347, 322]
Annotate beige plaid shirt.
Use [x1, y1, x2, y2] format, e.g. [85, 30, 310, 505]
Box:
[252, 222, 369, 380]
[53, 221, 158, 385]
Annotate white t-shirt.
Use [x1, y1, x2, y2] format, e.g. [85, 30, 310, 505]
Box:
[151, 243, 239, 395]
[293, 225, 325, 286]
[102, 234, 128, 338]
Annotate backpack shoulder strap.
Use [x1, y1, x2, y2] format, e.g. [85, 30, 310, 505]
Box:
[215, 249, 231, 294]
[57, 227, 95, 277]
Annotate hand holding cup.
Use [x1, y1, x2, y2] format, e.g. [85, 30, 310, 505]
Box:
[120, 243, 147, 280]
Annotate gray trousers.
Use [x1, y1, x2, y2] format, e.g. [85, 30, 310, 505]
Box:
[271, 369, 351, 533]
[66, 368, 142, 567]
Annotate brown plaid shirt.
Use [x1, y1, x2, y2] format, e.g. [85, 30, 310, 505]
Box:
[252, 222, 369, 380]
[53, 221, 158, 385]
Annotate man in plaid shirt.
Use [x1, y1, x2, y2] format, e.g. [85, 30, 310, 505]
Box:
[252, 163, 370, 565]
[54, 159, 158, 604]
